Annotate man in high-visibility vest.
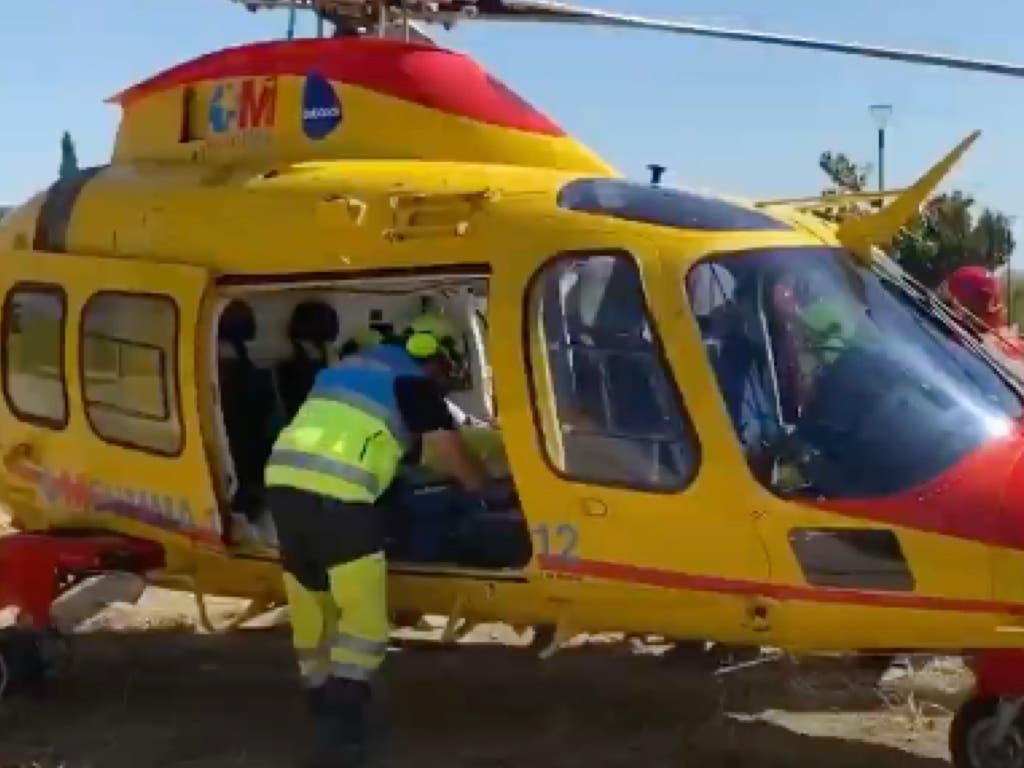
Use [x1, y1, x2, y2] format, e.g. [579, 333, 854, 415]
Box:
[264, 312, 492, 767]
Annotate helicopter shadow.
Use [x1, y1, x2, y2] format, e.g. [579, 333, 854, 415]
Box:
[389, 632, 967, 715]
[0, 630, 951, 768]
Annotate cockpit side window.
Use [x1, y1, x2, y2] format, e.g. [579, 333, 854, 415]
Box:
[525, 250, 698, 491]
[685, 247, 1021, 500]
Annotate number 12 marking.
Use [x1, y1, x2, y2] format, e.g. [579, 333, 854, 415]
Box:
[531, 523, 579, 560]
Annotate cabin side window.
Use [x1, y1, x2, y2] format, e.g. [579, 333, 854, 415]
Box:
[2, 284, 68, 428]
[81, 292, 182, 456]
[525, 250, 698, 490]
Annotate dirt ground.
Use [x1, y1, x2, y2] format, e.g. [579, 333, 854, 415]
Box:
[0, 512, 976, 768]
[0, 580, 974, 768]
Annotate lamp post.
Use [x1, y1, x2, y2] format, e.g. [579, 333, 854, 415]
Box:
[869, 104, 893, 192]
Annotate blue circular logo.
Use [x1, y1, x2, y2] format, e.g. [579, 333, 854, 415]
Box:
[302, 72, 343, 140]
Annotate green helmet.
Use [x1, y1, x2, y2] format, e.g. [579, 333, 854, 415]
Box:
[404, 312, 459, 361]
[798, 299, 857, 363]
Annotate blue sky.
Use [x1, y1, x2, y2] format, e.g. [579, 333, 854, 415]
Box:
[3, 1, 1023, 254]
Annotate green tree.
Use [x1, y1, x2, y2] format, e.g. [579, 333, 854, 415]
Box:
[59, 131, 79, 179]
[893, 192, 1016, 287]
[817, 150, 1015, 288]
[815, 151, 875, 222]
[818, 151, 872, 193]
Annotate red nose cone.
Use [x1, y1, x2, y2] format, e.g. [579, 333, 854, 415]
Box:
[998, 442, 1024, 550]
[822, 431, 1024, 550]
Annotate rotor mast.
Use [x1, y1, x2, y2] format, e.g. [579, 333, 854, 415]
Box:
[239, 1, 483, 43]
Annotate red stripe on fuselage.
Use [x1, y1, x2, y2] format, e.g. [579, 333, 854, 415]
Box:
[109, 38, 565, 137]
[539, 555, 1024, 616]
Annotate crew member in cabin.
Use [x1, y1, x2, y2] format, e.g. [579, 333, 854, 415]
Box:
[263, 311, 495, 767]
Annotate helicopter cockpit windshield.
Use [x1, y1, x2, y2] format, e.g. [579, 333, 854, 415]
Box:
[686, 247, 1023, 501]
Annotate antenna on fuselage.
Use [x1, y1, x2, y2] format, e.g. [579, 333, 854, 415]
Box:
[647, 164, 666, 186]
[287, 0, 298, 37]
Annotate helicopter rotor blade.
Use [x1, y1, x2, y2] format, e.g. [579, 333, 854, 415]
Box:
[463, 1, 1024, 79]
[229, 0, 1024, 79]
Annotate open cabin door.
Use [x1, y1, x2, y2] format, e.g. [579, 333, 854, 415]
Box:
[0, 250, 220, 553]
[497, 242, 770, 641]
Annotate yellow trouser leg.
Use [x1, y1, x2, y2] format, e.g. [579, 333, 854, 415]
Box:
[327, 551, 389, 682]
[283, 572, 332, 688]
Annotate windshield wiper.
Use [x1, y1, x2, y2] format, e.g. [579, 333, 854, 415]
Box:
[876, 269, 1024, 399]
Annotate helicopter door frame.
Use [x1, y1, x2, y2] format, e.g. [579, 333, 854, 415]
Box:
[1, 250, 224, 550]
[502, 240, 773, 636]
[211, 267, 532, 580]
[203, 294, 242, 516]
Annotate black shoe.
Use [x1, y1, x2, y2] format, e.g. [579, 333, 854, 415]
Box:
[308, 712, 367, 768]
[303, 744, 366, 768]
[308, 678, 372, 767]
[307, 683, 326, 714]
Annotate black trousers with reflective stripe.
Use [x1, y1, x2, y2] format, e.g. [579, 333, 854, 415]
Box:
[267, 485, 391, 687]
[268, 486, 384, 591]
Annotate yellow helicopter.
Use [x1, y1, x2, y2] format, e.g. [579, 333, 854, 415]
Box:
[3, 2, 1024, 765]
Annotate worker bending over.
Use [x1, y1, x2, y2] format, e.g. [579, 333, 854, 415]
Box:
[264, 313, 493, 767]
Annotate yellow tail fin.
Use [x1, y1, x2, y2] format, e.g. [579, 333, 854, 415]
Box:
[837, 130, 981, 257]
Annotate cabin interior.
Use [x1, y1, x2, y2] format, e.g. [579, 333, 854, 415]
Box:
[209, 273, 533, 572]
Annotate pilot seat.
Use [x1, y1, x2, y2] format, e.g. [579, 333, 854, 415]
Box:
[217, 299, 282, 539]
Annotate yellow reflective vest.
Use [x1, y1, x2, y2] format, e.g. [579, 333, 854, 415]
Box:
[265, 344, 424, 503]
